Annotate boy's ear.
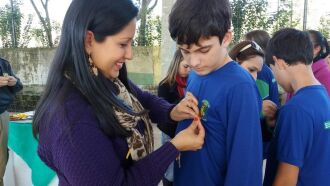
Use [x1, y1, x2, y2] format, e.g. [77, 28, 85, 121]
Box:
[221, 31, 233, 47]
[85, 31, 94, 54]
[272, 56, 287, 70]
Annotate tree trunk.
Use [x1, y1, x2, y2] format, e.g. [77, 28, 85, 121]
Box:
[137, 0, 148, 46]
[30, 0, 53, 47]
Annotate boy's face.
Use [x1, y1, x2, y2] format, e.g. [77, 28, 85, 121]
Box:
[270, 57, 294, 93]
[178, 34, 231, 76]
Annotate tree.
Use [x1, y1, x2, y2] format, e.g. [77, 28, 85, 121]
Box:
[268, 0, 299, 34]
[231, 0, 269, 44]
[134, 15, 161, 46]
[243, 0, 269, 33]
[29, 0, 53, 47]
[231, 0, 247, 44]
[0, 0, 23, 48]
[134, 0, 159, 46]
[318, 15, 330, 39]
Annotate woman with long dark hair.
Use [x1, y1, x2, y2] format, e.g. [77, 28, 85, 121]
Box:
[308, 30, 330, 95]
[32, 0, 204, 185]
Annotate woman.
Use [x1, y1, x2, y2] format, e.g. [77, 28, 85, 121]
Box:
[286, 30, 330, 101]
[229, 41, 277, 157]
[32, 0, 204, 185]
[308, 30, 330, 95]
[157, 49, 191, 186]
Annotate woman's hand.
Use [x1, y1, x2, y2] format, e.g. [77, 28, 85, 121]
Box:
[170, 118, 205, 151]
[170, 92, 199, 121]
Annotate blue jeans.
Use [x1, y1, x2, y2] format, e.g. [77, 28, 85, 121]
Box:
[161, 132, 174, 182]
[0, 111, 9, 186]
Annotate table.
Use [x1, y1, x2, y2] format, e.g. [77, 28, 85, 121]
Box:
[4, 120, 58, 186]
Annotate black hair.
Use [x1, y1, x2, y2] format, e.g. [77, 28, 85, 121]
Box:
[265, 28, 313, 66]
[168, 0, 232, 45]
[229, 40, 264, 64]
[308, 30, 330, 62]
[33, 0, 139, 138]
[244, 30, 270, 51]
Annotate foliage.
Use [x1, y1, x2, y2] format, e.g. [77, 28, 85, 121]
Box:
[134, 15, 161, 46]
[134, 0, 161, 46]
[29, 0, 54, 47]
[0, 0, 23, 48]
[231, 0, 299, 44]
[318, 15, 330, 39]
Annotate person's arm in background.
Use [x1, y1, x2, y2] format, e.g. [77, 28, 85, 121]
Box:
[157, 82, 178, 138]
[273, 162, 299, 186]
[5, 60, 23, 93]
[272, 106, 313, 186]
[158, 82, 178, 104]
[224, 82, 263, 186]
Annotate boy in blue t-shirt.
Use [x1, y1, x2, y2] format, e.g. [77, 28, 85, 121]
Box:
[168, 0, 263, 185]
[263, 28, 330, 186]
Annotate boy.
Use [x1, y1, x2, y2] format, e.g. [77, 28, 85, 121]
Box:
[168, 0, 263, 185]
[263, 28, 330, 186]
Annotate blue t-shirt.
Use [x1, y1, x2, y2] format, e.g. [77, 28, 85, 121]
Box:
[256, 64, 280, 106]
[264, 85, 330, 186]
[174, 62, 263, 186]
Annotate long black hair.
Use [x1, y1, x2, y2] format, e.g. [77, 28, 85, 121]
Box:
[308, 30, 330, 63]
[33, 0, 139, 138]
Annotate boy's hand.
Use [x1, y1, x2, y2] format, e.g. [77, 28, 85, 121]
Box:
[262, 100, 277, 118]
[170, 92, 199, 121]
[7, 76, 17, 86]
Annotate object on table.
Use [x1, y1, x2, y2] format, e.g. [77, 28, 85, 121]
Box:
[10, 111, 34, 121]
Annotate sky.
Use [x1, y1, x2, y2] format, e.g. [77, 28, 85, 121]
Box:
[0, 0, 328, 35]
[0, 0, 162, 24]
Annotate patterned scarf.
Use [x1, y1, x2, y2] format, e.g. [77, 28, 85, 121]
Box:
[112, 79, 154, 161]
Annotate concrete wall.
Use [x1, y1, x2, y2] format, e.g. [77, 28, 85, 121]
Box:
[0, 47, 160, 86]
[0, 47, 159, 112]
[160, 0, 176, 80]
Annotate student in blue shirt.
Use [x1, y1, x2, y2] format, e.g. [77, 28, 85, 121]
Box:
[168, 0, 263, 185]
[244, 30, 280, 159]
[263, 28, 330, 186]
[229, 41, 278, 160]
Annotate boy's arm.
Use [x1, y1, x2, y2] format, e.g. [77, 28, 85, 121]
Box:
[271, 106, 313, 185]
[273, 162, 299, 186]
[224, 82, 263, 186]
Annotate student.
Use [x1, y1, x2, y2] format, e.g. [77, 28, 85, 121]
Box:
[0, 57, 23, 186]
[229, 40, 277, 136]
[157, 49, 191, 186]
[287, 30, 330, 101]
[32, 0, 205, 185]
[263, 28, 330, 186]
[168, 0, 263, 185]
[245, 30, 281, 158]
[244, 30, 280, 108]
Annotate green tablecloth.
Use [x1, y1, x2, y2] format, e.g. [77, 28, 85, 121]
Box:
[8, 121, 56, 186]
